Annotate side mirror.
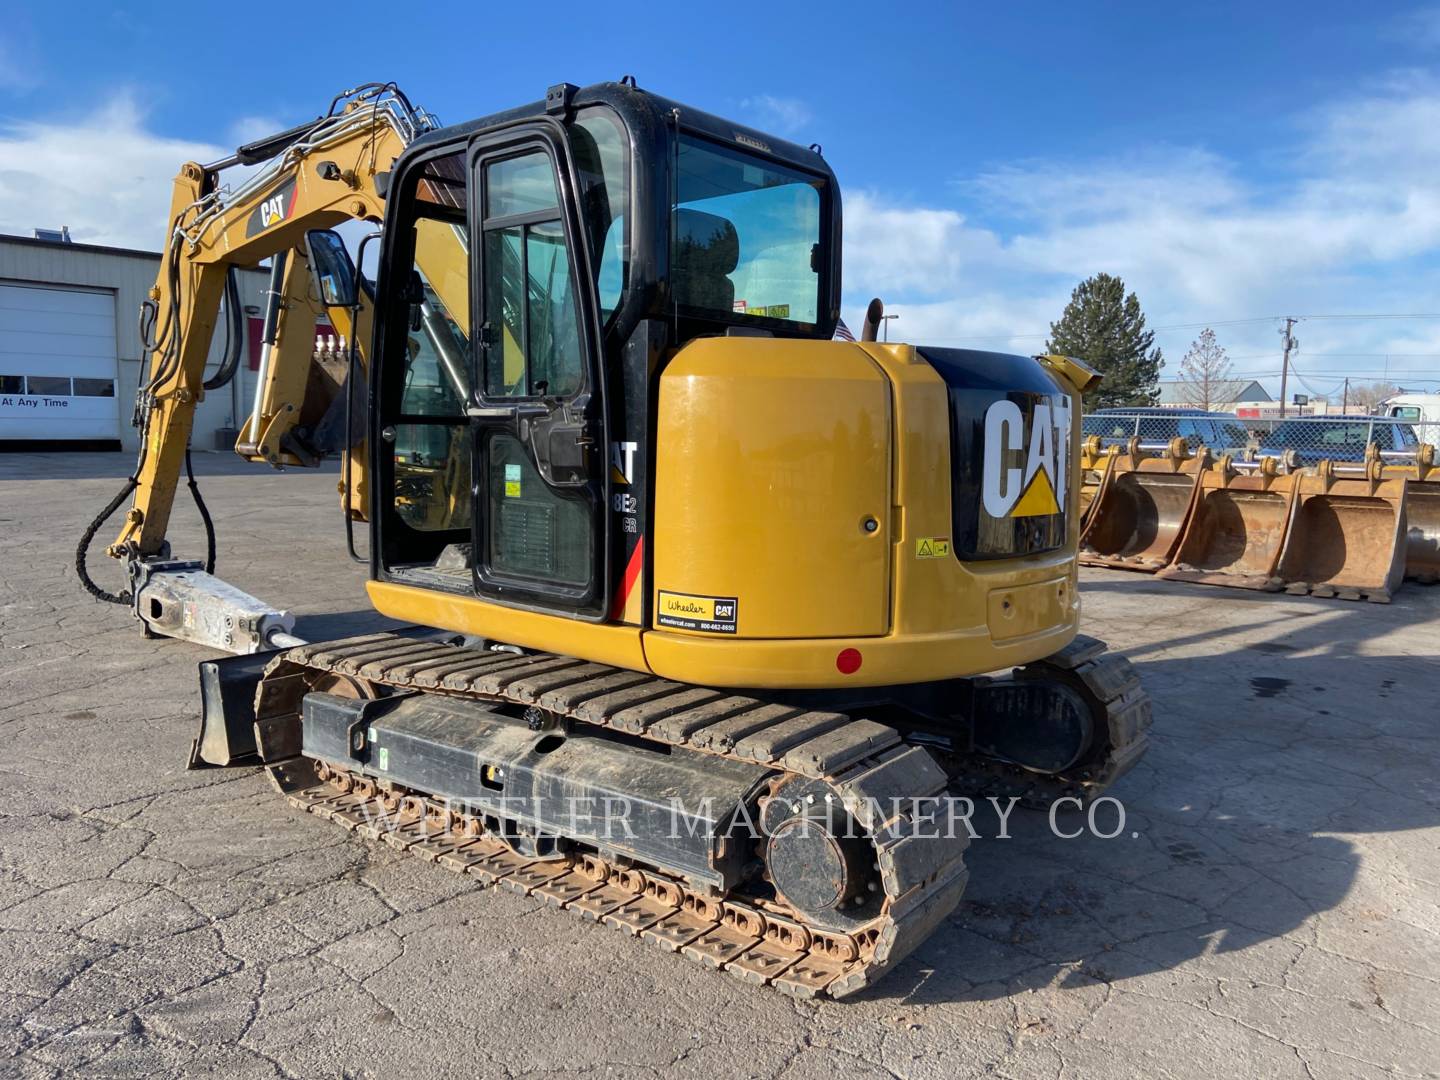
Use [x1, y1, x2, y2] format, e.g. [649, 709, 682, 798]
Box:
[303, 229, 358, 308]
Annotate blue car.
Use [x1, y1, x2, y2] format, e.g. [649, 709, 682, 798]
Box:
[1081, 408, 1250, 454]
[1255, 416, 1418, 466]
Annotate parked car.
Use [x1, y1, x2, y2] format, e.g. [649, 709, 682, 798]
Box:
[1081, 408, 1250, 454]
[1255, 416, 1419, 466]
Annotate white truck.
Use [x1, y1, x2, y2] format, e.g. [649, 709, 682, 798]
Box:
[1380, 392, 1440, 425]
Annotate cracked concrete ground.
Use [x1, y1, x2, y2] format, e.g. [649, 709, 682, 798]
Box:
[2, 450, 1438, 1079]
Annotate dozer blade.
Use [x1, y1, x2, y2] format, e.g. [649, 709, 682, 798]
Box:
[1272, 460, 1407, 602]
[1079, 438, 1209, 571]
[1157, 457, 1299, 591]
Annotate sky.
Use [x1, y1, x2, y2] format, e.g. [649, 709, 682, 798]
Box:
[3, 2, 1440, 399]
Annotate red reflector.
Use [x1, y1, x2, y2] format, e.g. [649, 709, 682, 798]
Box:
[836, 648, 863, 675]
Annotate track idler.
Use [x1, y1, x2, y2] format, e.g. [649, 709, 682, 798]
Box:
[955, 634, 1152, 804]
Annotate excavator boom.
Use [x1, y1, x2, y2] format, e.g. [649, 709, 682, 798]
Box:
[105, 85, 436, 563]
[76, 85, 471, 646]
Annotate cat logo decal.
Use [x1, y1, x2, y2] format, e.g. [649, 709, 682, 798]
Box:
[982, 396, 1072, 519]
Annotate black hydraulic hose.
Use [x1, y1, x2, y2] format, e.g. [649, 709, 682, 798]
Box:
[74, 475, 138, 605]
[185, 447, 217, 574]
[203, 267, 243, 392]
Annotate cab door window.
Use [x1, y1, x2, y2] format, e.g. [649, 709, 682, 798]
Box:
[475, 146, 595, 592]
[480, 152, 584, 400]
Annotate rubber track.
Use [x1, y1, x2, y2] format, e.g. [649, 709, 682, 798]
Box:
[260, 633, 972, 998]
[949, 633, 1153, 805]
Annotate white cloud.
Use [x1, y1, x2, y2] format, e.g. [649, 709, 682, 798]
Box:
[843, 73, 1440, 389]
[0, 96, 226, 249]
[228, 115, 287, 147]
[740, 94, 813, 137]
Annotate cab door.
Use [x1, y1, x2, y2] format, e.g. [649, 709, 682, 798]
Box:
[467, 127, 609, 617]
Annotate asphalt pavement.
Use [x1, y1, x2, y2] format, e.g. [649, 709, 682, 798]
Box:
[2, 451, 1437, 1079]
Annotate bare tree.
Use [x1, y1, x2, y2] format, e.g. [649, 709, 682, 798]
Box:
[1178, 328, 1235, 410]
[1347, 381, 1399, 413]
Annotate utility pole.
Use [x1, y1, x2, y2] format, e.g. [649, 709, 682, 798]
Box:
[1342, 377, 1349, 414]
[1279, 317, 1298, 418]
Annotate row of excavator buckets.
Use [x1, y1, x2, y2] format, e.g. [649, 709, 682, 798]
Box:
[1079, 436, 1440, 601]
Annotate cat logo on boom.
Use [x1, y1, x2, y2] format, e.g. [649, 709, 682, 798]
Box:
[244, 178, 298, 237]
[981, 396, 1073, 520]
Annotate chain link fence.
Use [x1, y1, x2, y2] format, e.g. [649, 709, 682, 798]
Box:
[1082, 411, 1438, 469]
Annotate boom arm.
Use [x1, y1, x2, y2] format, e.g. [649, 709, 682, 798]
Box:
[106, 86, 434, 562]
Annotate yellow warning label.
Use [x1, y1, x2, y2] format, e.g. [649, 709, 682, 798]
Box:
[656, 590, 738, 634]
[915, 537, 951, 560]
[504, 480, 521, 498]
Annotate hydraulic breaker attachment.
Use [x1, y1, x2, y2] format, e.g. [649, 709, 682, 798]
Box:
[1079, 437, 1209, 571]
[130, 559, 303, 653]
[1157, 455, 1300, 591]
[1272, 459, 1407, 602]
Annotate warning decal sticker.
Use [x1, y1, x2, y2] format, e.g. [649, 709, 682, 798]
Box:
[656, 591, 738, 634]
[915, 537, 951, 559]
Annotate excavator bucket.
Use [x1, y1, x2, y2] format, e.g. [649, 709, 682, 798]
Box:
[1157, 456, 1299, 591]
[1079, 438, 1209, 571]
[1272, 458, 1407, 601]
[1384, 444, 1440, 584]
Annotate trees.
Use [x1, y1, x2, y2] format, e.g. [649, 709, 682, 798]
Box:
[1178, 328, 1235, 410]
[1347, 381, 1399, 413]
[1046, 273, 1163, 407]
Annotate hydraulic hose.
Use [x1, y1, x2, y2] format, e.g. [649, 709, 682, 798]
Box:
[203, 267, 243, 392]
[74, 475, 139, 605]
[185, 447, 217, 575]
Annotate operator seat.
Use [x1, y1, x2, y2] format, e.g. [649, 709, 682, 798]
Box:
[671, 208, 739, 313]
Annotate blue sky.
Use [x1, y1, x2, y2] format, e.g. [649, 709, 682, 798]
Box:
[4, 1, 1440, 397]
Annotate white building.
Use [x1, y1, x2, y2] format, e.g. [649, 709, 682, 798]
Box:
[0, 233, 327, 452]
[1155, 378, 1272, 412]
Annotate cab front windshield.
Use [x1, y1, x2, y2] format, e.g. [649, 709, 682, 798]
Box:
[671, 135, 823, 328]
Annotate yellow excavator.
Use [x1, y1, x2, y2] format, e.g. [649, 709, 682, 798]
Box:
[77, 79, 1151, 997]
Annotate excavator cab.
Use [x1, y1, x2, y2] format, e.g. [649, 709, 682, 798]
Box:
[344, 83, 842, 630]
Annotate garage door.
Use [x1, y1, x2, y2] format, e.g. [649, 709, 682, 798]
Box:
[0, 283, 121, 442]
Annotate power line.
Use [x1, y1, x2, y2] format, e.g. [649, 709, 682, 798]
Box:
[922, 310, 1440, 346]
